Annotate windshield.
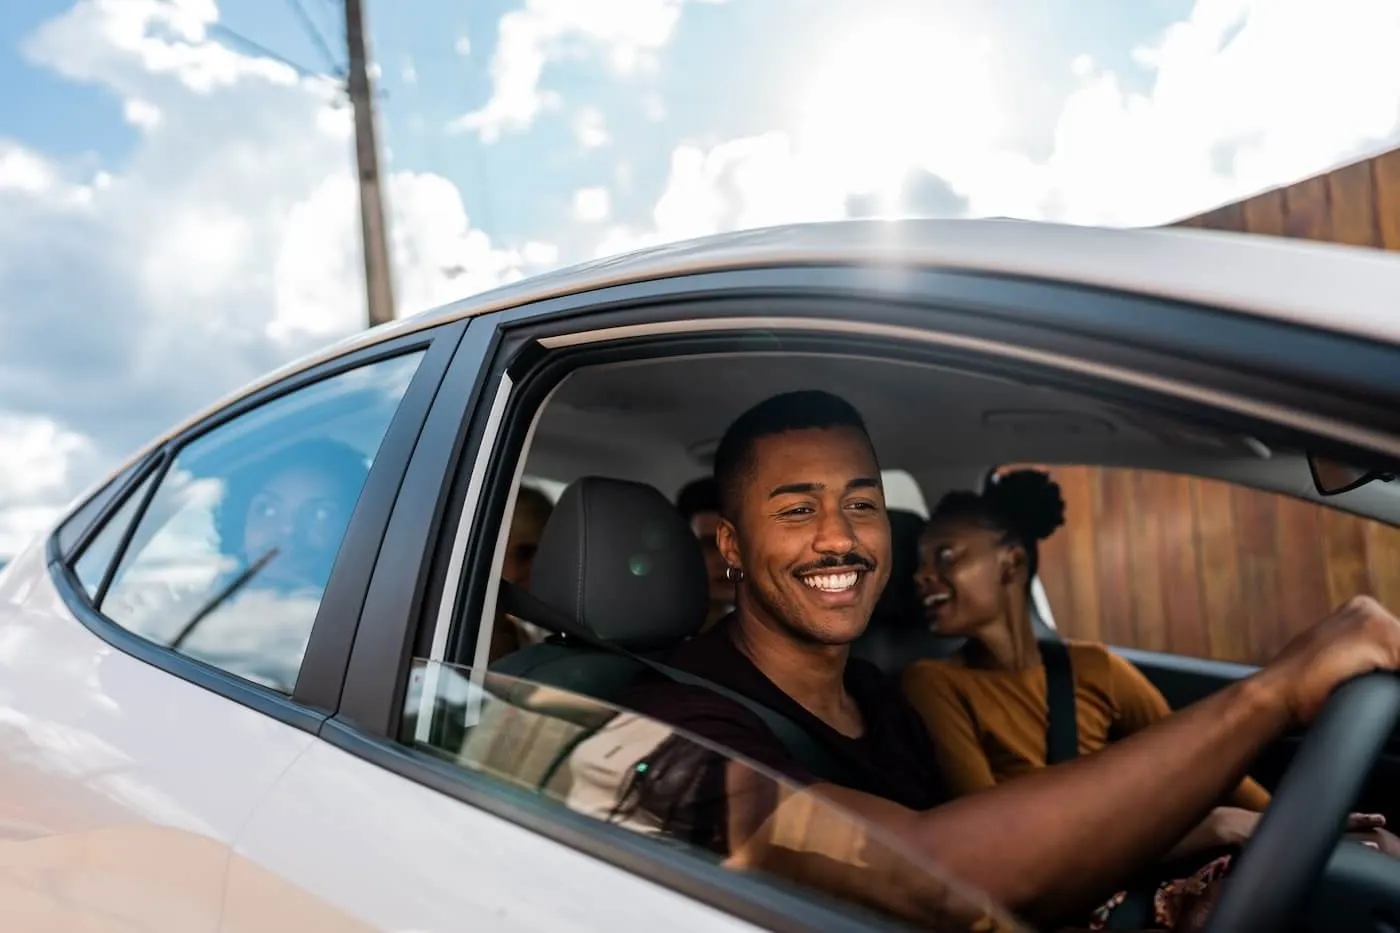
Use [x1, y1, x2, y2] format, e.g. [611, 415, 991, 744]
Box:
[404, 660, 1028, 933]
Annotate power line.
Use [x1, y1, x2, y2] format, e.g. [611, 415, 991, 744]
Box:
[208, 23, 328, 81]
[286, 0, 345, 76]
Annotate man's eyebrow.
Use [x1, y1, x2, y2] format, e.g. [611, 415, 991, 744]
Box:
[768, 481, 821, 498]
[767, 477, 881, 498]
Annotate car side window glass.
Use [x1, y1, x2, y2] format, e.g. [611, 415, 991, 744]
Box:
[73, 469, 159, 598]
[94, 351, 425, 693]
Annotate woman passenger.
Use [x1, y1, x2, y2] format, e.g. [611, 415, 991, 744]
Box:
[901, 469, 1396, 927]
[901, 470, 1272, 840]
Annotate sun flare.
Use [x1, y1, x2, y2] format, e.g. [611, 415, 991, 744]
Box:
[798, 15, 1002, 206]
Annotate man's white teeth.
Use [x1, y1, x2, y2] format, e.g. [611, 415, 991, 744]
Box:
[802, 571, 859, 592]
[924, 593, 950, 606]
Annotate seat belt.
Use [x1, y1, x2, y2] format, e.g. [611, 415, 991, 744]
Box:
[1041, 638, 1079, 765]
[497, 582, 855, 785]
[1039, 639, 1153, 930]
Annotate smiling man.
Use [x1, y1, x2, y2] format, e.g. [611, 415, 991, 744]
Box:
[619, 390, 1400, 930]
[623, 390, 950, 809]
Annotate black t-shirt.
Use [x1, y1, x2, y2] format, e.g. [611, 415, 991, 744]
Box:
[619, 620, 949, 813]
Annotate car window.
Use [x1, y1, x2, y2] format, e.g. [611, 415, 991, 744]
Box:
[73, 468, 159, 598]
[403, 659, 1025, 933]
[1008, 463, 1400, 664]
[56, 457, 145, 557]
[79, 351, 425, 693]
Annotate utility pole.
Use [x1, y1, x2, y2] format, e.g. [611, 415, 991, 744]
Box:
[344, 0, 396, 328]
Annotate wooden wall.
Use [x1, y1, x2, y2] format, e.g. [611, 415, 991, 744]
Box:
[1030, 465, 1400, 665]
[1172, 146, 1400, 248]
[1017, 148, 1400, 664]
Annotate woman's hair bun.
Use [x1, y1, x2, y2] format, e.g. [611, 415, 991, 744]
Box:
[984, 469, 1065, 542]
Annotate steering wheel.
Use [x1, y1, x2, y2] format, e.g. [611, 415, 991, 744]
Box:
[1204, 673, 1400, 933]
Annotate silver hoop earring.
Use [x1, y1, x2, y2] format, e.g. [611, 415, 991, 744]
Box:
[725, 565, 744, 583]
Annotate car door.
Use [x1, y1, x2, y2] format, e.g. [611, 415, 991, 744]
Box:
[224, 312, 983, 933]
[0, 321, 459, 931]
[233, 246, 1400, 932]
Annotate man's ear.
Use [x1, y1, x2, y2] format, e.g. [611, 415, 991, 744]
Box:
[716, 515, 742, 571]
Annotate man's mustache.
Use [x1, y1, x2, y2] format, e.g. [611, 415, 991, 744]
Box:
[792, 553, 876, 576]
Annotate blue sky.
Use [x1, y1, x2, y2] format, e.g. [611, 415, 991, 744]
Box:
[1, 0, 1399, 557]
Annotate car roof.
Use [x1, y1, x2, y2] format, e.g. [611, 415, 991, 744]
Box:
[154, 218, 1400, 454]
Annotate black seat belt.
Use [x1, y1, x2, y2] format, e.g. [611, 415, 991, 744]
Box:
[1041, 638, 1149, 930]
[497, 582, 855, 785]
[1041, 638, 1079, 765]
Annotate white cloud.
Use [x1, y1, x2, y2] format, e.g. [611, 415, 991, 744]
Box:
[0, 144, 62, 195]
[1033, 0, 1400, 224]
[522, 240, 560, 265]
[0, 0, 553, 558]
[454, 34, 471, 57]
[0, 414, 93, 502]
[596, 131, 847, 256]
[571, 185, 611, 222]
[449, 0, 726, 142]
[0, 414, 96, 557]
[573, 107, 610, 149]
[603, 0, 1400, 255]
[123, 98, 162, 129]
[402, 60, 418, 85]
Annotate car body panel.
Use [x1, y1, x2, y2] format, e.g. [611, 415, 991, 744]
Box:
[232, 738, 764, 933]
[0, 546, 316, 930]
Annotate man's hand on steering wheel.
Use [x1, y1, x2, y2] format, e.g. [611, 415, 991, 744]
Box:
[1259, 595, 1400, 726]
[1201, 596, 1400, 933]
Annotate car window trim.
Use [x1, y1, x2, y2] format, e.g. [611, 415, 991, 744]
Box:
[59, 453, 155, 561]
[541, 315, 1400, 462]
[45, 321, 466, 735]
[334, 318, 502, 734]
[92, 449, 171, 608]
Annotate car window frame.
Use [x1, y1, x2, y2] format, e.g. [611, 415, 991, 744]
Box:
[322, 264, 1400, 933]
[45, 319, 468, 733]
[56, 452, 156, 560]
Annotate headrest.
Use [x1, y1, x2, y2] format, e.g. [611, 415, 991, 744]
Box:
[530, 476, 709, 651]
[870, 508, 926, 628]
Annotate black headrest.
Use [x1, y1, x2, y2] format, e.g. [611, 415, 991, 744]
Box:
[530, 477, 709, 651]
[870, 508, 926, 628]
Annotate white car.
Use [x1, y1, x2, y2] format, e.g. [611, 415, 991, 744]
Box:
[3, 219, 1400, 932]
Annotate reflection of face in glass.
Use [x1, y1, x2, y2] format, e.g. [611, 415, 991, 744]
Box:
[216, 439, 369, 595]
[242, 464, 352, 589]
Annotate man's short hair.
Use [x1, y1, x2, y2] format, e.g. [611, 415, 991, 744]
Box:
[712, 390, 873, 518]
[676, 476, 720, 522]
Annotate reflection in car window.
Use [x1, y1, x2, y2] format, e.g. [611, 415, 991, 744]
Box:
[403, 660, 1027, 933]
[84, 351, 425, 693]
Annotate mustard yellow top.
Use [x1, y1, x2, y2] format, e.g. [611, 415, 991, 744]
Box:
[901, 640, 1272, 811]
